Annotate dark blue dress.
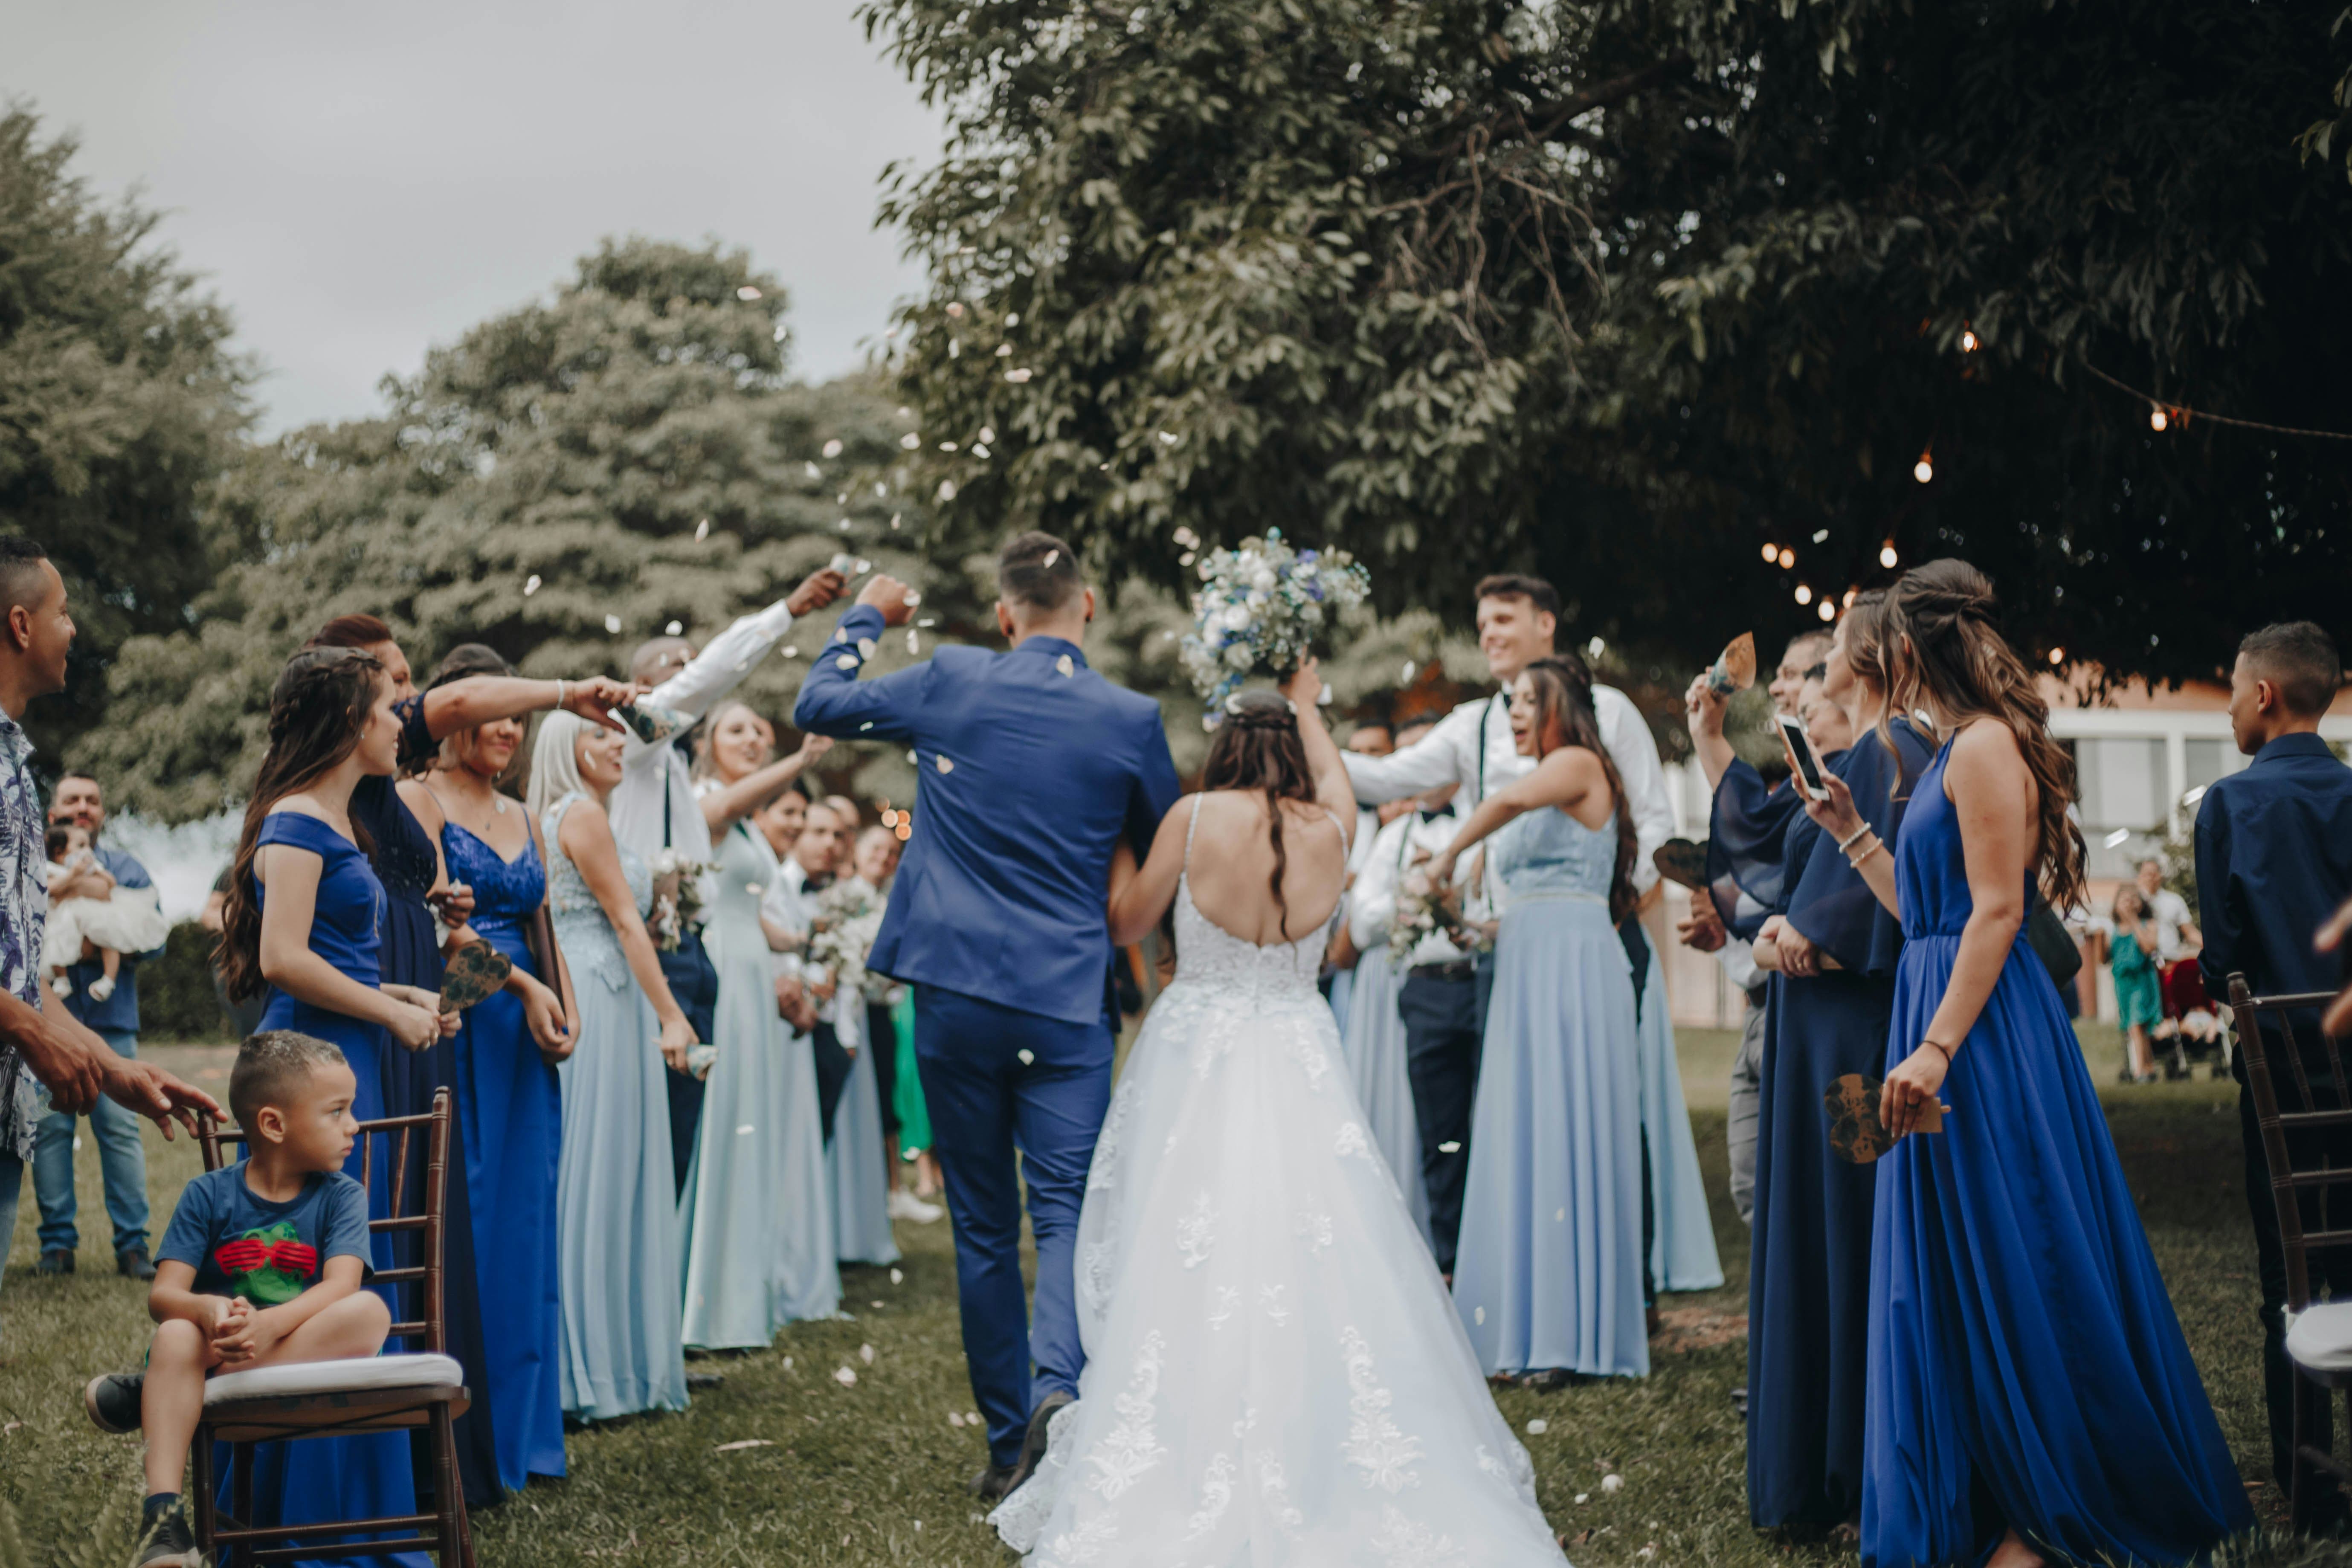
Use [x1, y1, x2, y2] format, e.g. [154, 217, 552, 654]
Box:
[355, 696, 502, 1507]
[1862, 741, 2251, 1566]
[439, 815, 565, 1491]
[244, 813, 429, 1568]
[1747, 719, 1931, 1528]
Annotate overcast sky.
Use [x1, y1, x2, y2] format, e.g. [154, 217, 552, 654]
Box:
[7, 0, 941, 432]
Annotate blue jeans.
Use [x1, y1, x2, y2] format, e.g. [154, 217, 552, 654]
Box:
[32, 1029, 149, 1257]
[913, 983, 1111, 1467]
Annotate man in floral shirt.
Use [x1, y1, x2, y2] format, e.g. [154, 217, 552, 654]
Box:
[0, 537, 215, 1310]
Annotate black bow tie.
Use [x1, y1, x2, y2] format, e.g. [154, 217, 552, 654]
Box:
[1419, 807, 1453, 825]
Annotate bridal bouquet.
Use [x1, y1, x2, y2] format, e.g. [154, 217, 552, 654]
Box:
[807, 880, 893, 1000]
[647, 851, 713, 952]
[1179, 527, 1371, 720]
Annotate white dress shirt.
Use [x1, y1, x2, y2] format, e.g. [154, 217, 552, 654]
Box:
[1340, 684, 1675, 895]
[1349, 804, 1476, 968]
[609, 599, 800, 912]
[763, 852, 865, 1044]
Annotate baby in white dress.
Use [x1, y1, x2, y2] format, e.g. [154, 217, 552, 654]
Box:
[42, 823, 166, 1003]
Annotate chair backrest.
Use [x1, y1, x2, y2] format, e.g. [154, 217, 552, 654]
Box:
[196, 1087, 452, 1354]
[2227, 974, 2352, 1312]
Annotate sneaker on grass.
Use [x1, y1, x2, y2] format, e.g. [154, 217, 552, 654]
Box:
[84, 1371, 144, 1435]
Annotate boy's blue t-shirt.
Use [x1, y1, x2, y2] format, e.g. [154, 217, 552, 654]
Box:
[158, 1162, 371, 1306]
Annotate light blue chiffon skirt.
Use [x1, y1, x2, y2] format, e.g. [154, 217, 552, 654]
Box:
[555, 973, 689, 1420]
[1637, 954, 1725, 1292]
[1336, 949, 1432, 1249]
[828, 1017, 901, 1267]
[1454, 895, 1648, 1378]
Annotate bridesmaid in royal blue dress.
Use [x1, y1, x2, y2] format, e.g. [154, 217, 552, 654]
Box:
[1808, 561, 2249, 1568]
[215, 647, 454, 1567]
[1744, 600, 1934, 1531]
[1432, 657, 1647, 1382]
[417, 656, 575, 1495]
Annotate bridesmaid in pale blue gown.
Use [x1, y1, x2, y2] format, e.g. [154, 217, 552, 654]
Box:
[828, 998, 902, 1267]
[680, 815, 840, 1345]
[529, 713, 691, 1420]
[1810, 561, 2248, 1568]
[1434, 657, 1647, 1381]
[1338, 810, 1433, 1249]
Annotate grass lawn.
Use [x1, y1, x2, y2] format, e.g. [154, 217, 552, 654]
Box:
[0, 1023, 2314, 1564]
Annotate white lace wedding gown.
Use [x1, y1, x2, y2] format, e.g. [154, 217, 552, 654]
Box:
[990, 805, 1569, 1567]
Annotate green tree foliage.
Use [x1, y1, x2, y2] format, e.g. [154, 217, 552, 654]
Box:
[864, 0, 2352, 689]
[0, 108, 252, 771]
[78, 239, 935, 820]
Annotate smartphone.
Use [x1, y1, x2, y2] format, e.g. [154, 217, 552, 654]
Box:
[1776, 712, 1831, 802]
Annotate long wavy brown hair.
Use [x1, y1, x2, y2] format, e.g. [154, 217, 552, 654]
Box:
[1885, 559, 2087, 910]
[1842, 589, 1894, 696]
[215, 648, 386, 1001]
[1198, 690, 1320, 939]
[1516, 656, 1639, 926]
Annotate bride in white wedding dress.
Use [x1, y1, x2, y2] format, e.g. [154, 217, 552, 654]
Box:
[990, 671, 1568, 1568]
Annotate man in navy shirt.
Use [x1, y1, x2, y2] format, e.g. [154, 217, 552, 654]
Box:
[35, 772, 164, 1279]
[2195, 620, 2352, 1502]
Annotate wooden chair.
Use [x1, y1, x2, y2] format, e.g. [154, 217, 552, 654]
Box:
[2227, 972, 2352, 1534]
[191, 1087, 475, 1566]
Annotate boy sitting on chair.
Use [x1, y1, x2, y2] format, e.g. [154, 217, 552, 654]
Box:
[83, 1031, 392, 1566]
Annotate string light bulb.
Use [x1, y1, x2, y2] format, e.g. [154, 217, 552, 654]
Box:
[1913, 451, 1934, 484]
[1960, 325, 1978, 354]
[2049, 647, 2066, 666]
[1842, 586, 1859, 608]
[1777, 546, 1795, 569]
[1760, 542, 1779, 563]
[1795, 584, 1813, 606]
[1879, 539, 1899, 569]
[1816, 600, 1836, 623]
[2149, 406, 2169, 432]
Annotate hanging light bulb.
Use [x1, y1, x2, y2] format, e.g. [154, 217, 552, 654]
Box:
[1879, 540, 1899, 569]
[1777, 547, 1795, 569]
[2149, 406, 2169, 432]
[1760, 542, 1779, 564]
[1842, 586, 1858, 608]
[1795, 584, 1813, 606]
[1913, 451, 1934, 484]
[1816, 600, 1837, 623]
[1960, 325, 1978, 354]
[2049, 646, 2066, 666]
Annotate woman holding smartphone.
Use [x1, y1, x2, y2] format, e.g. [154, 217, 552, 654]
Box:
[1805, 562, 2247, 1568]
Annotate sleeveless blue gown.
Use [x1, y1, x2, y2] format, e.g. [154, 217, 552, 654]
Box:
[1454, 803, 1647, 1379]
[542, 792, 689, 1421]
[439, 817, 565, 1491]
[1863, 740, 2251, 1566]
[1747, 719, 1931, 1528]
[242, 812, 429, 1568]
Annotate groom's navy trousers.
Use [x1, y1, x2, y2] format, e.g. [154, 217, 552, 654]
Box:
[914, 984, 1112, 1464]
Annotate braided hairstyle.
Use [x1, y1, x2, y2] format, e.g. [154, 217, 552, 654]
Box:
[1198, 690, 1320, 939]
[1841, 588, 1894, 697]
[1885, 559, 2087, 911]
[215, 647, 386, 1001]
[1515, 656, 1639, 926]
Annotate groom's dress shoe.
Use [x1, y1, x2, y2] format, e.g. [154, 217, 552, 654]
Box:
[1005, 1389, 1075, 1496]
[969, 1463, 1018, 1503]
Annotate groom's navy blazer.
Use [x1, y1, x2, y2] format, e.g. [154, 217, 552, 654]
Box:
[795, 603, 1182, 1026]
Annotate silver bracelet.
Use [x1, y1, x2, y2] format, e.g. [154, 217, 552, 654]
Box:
[1835, 822, 1873, 853]
[554, 678, 568, 710]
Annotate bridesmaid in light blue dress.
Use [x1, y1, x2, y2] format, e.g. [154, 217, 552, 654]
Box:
[1433, 657, 1647, 1380]
[530, 713, 691, 1421]
[828, 998, 902, 1266]
[1339, 809, 1434, 1249]
[680, 817, 840, 1345]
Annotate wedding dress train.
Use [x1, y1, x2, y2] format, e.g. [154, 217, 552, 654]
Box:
[991, 808, 1567, 1567]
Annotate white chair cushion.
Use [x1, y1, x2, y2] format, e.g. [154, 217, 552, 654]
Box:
[205, 1352, 463, 1407]
[2284, 1302, 2352, 1376]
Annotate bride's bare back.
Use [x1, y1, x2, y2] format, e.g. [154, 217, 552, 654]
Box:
[1177, 791, 1349, 945]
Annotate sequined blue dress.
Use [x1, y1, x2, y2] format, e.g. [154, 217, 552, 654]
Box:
[1453, 803, 1647, 1379]
[1863, 740, 2251, 1566]
[439, 814, 565, 1490]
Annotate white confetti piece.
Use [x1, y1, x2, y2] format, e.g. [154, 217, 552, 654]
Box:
[745, 883, 764, 896]
[834, 1366, 857, 1386]
[945, 301, 965, 319]
[966, 1411, 980, 1424]
[1004, 368, 1032, 383]
[1401, 660, 1417, 683]
[1004, 313, 1019, 327]
[972, 443, 991, 458]
[906, 630, 920, 654]
[1575, 1493, 1590, 1505]
[871, 1300, 885, 1309]
[1157, 430, 1179, 445]
[523, 574, 541, 596]
[890, 513, 903, 529]
[1017, 1049, 1034, 1065]
[1557, 1208, 1566, 1221]
[1056, 654, 1075, 677]
[859, 1344, 876, 1364]
[995, 343, 1012, 357]
[735, 284, 762, 301]
[856, 558, 872, 573]
[666, 619, 684, 636]
[899, 432, 921, 450]
[805, 461, 821, 478]
[906, 750, 918, 764]
[695, 518, 709, 541]
[834, 627, 849, 642]
[782, 1356, 792, 1369]
[936, 754, 954, 774]
[715, 1438, 773, 1451]
[905, 590, 922, 606]
[1042, 548, 1059, 568]
[859, 721, 874, 732]
[857, 638, 879, 659]
[978, 426, 997, 444]
[604, 614, 623, 634]
[838, 516, 853, 531]
[836, 492, 847, 504]
[780, 646, 799, 659]
[1474, 1306, 1485, 1324]
[947, 1411, 963, 1426]
[890, 1268, 903, 1284]
[948, 338, 959, 358]
[1438, 1141, 1462, 1154]
[917, 617, 937, 629]
[1602, 1474, 1624, 1493]
[836, 655, 857, 670]
[736, 1124, 755, 1135]
[1527, 1419, 1549, 1435]
[939, 440, 958, 452]
[822, 438, 844, 458]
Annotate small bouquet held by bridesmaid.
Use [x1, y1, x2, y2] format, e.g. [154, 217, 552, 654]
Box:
[1179, 526, 1371, 723]
[1385, 858, 1491, 966]
[647, 851, 712, 952]
[807, 880, 893, 1001]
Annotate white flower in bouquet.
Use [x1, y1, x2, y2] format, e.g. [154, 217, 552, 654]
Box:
[1178, 527, 1372, 718]
[647, 850, 714, 952]
[808, 880, 892, 1000]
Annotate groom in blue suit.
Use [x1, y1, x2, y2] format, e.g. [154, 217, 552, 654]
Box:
[795, 532, 1180, 1496]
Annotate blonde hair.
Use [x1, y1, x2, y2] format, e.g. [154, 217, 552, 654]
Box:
[526, 709, 592, 825]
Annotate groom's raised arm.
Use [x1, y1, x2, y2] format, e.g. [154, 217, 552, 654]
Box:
[792, 603, 929, 742]
[1341, 702, 1474, 805]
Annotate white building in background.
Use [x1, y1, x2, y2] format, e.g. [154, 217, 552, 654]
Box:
[1656, 670, 2352, 1029]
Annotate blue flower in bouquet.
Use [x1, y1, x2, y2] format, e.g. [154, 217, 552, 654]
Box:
[1179, 527, 1371, 722]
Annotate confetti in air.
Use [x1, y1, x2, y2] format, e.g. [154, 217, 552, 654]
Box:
[834, 1367, 857, 1386]
[836, 655, 857, 670]
[1056, 655, 1075, 678]
[890, 1268, 903, 1284]
[972, 443, 990, 458]
[804, 461, 821, 479]
[604, 614, 622, 634]
[523, 574, 541, 596]
[899, 432, 921, 450]
[859, 1344, 876, 1365]
[822, 438, 844, 458]
[666, 620, 683, 636]
[1004, 368, 1032, 383]
[937, 480, 957, 501]
[1601, 1474, 1625, 1494]
[694, 519, 709, 541]
[735, 285, 762, 301]
[1527, 1420, 1549, 1435]
[995, 344, 1012, 357]
[936, 755, 954, 774]
[978, 426, 997, 444]
[715, 1438, 774, 1452]
[906, 630, 920, 654]
[945, 301, 965, 319]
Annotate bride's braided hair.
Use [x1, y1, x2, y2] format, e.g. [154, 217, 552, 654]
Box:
[1200, 690, 1318, 940]
[1885, 559, 2087, 911]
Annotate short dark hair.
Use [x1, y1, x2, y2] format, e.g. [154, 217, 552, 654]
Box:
[306, 614, 394, 651]
[427, 643, 515, 688]
[0, 536, 50, 615]
[1804, 662, 1829, 683]
[998, 531, 1082, 614]
[55, 770, 100, 793]
[1473, 574, 1562, 622]
[44, 822, 74, 859]
[229, 1030, 349, 1131]
[2239, 621, 2342, 718]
